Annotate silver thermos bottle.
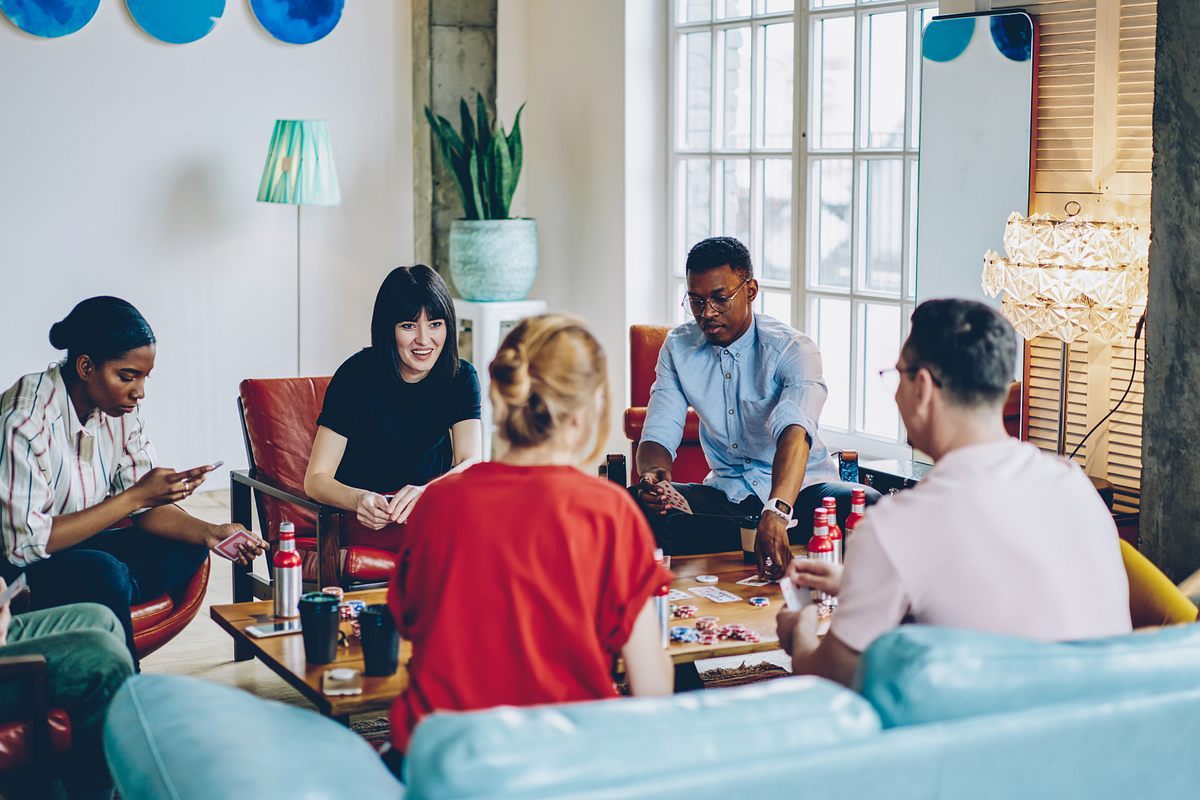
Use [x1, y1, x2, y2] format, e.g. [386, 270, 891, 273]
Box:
[272, 521, 302, 618]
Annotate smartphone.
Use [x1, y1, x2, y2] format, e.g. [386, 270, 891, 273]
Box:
[0, 574, 27, 606]
[207, 460, 225, 471]
[246, 620, 302, 638]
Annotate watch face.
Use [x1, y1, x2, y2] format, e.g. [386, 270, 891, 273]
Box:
[772, 499, 792, 515]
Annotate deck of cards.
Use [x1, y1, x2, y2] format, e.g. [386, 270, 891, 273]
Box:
[212, 529, 258, 561]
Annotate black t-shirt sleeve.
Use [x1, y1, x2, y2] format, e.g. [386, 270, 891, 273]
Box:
[316, 353, 364, 438]
[449, 361, 482, 425]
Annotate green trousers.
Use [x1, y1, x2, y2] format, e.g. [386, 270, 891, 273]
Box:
[0, 603, 134, 791]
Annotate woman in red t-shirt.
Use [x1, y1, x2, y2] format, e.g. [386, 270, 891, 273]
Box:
[386, 314, 674, 762]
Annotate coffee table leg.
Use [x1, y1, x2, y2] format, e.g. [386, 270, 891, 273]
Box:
[674, 662, 705, 693]
[234, 638, 253, 662]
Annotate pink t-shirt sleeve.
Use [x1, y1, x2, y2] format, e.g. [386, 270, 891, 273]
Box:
[829, 519, 912, 653]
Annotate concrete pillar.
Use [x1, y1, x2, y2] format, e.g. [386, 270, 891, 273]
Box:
[1140, 0, 1200, 581]
[413, 0, 498, 274]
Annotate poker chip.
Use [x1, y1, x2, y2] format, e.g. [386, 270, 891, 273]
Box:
[671, 604, 698, 619]
[696, 616, 719, 632]
[669, 626, 699, 643]
[695, 574, 719, 584]
[749, 596, 769, 608]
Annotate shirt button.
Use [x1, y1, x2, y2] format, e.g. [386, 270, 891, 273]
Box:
[752, 480, 759, 486]
[724, 373, 731, 379]
[745, 458, 751, 464]
[731, 443, 738, 449]
[724, 350, 730, 356]
[728, 409, 734, 415]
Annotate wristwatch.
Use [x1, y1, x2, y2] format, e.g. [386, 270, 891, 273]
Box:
[762, 497, 796, 528]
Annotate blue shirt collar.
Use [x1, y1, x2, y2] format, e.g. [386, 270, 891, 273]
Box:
[713, 315, 758, 361]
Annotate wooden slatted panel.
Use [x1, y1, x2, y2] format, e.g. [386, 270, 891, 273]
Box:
[1107, 328, 1144, 513]
[1115, 0, 1156, 174]
[1026, 336, 1091, 460]
[994, 0, 1097, 175]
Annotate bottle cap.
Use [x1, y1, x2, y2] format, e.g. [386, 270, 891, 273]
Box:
[653, 548, 664, 562]
[822, 497, 837, 509]
[280, 521, 295, 533]
[813, 508, 828, 525]
[852, 487, 866, 500]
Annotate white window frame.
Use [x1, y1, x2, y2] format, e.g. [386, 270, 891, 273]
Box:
[668, 0, 932, 461]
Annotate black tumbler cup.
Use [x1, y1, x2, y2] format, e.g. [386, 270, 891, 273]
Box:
[299, 592, 341, 664]
[359, 604, 400, 677]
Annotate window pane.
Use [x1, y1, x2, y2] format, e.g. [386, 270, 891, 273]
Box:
[718, 27, 752, 149]
[757, 0, 794, 11]
[810, 0, 852, 9]
[762, 290, 792, 324]
[761, 158, 792, 283]
[810, 296, 851, 430]
[811, 16, 854, 150]
[862, 11, 906, 149]
[676, 0, 712, 24]
[675, 281, 690, 324]
[682, 159, 712, 254]
[906, 158, 917, 299]
[717, 0, 750, 19]
[720, 159, 751, 244]
[857, 302, 901, 438]
[809, 158, 852, 289]
[759, 23, 794, 149]
[861, 158, 903, 294]
[679, 32, 712, 149]
[911, 6, 936, 149]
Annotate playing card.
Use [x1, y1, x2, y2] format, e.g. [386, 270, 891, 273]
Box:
[689, 586, 742, 603]
[666, 589, 690, 602]
[736, 575, 773, 587]
[213, 529, 257, 560]
[656, 482, 692, 514]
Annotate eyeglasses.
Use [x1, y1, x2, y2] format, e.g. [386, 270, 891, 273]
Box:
[681, 279, 751, 316]
[877, 365, 943, 393]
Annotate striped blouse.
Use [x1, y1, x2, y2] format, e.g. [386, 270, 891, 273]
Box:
[0, 363, 156, 567]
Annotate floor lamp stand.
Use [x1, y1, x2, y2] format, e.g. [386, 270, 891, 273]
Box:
[296, 203, 302, 377]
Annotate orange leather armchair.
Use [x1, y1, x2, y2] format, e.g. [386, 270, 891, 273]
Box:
[131, 557, 210, 658]
[614, 325, 709, 486]
[231, 379, 402, 613]
[0, 654, 71, 795]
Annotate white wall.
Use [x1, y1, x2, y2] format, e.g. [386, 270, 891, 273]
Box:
[500, 0, 669, 458]
[0, 3, 413, 487]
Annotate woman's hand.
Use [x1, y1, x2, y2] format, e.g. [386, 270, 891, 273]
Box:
[387, 485, 425, 525]
[130, 466, 208, 509]
[205, 524, 267, 566]
[356, 492, 392, 530]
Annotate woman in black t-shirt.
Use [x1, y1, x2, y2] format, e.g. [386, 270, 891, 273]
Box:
[304, 266, 482, 529]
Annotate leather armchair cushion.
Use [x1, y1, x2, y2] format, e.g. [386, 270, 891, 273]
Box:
[132, 559, 210, 659]
[238, 377, 332, 540]
[858, 623, 1200, 729]
[129, 595, 174, 629]
[0, 708, 71, 773]
[623, 408, 701, 443]
[407, 676, 879, 797]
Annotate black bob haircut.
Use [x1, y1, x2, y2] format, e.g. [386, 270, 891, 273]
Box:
[49, 296, 156, 383]
[370, 265, 460, 383]
[904, 298, 1017, 408]
[685, 237, 754, 282]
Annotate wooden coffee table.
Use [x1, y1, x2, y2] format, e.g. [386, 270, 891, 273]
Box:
[211, 550, 807, 715]
[210, 590, 405, 721]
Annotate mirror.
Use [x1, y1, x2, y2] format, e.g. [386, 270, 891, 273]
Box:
[915, 11, 1036, 307]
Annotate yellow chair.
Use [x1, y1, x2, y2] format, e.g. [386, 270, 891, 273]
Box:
[1120, 540, 1199, 627]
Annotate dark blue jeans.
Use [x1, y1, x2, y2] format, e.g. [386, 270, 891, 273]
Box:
[631, 481, 881, 555]
[5, 529, 209, 668]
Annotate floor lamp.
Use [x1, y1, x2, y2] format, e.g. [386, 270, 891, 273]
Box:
[983, 207, 1148, 456]
[257, 119, 341, 376]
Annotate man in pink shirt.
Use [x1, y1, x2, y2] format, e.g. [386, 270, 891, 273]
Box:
[777, 299, 1132, 687]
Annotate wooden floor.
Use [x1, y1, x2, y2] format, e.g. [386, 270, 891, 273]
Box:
[142, 490, 309, 708]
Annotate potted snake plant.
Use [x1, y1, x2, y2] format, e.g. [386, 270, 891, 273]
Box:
[425, 94, 536, 301]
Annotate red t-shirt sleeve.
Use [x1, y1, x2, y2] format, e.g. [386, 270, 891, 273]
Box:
[596, 499, 674, 654]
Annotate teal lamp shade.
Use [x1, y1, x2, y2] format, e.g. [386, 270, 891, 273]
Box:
[257, 120, 341, 206]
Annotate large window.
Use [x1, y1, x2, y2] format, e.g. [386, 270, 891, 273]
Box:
[670, 0, 933, 455]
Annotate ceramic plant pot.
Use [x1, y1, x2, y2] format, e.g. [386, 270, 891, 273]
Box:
[448, 219, 538, 301]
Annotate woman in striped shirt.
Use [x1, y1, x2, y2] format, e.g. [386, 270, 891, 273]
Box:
[0, 297, 265, 665]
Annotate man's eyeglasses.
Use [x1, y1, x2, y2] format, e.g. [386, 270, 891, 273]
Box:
[878, 365, 943, 392]
[681, 279, 751, 316]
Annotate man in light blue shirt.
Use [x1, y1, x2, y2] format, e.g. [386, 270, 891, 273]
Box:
[635, 237, 878, 578]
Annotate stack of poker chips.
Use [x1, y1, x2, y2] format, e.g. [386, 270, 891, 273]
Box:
[671, 604, 698, 619]
[669, 626, 699, 643]
[338, 598, 367, 639]
[716, 623, 761, 643]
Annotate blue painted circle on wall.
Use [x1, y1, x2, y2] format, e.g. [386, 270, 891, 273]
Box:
[922, 17, 975, 64]
[0, 0, 100, 38]
[250, 0, 343, 45]
[126, 0, 225, 44]
[990, 13, 1033, 62]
